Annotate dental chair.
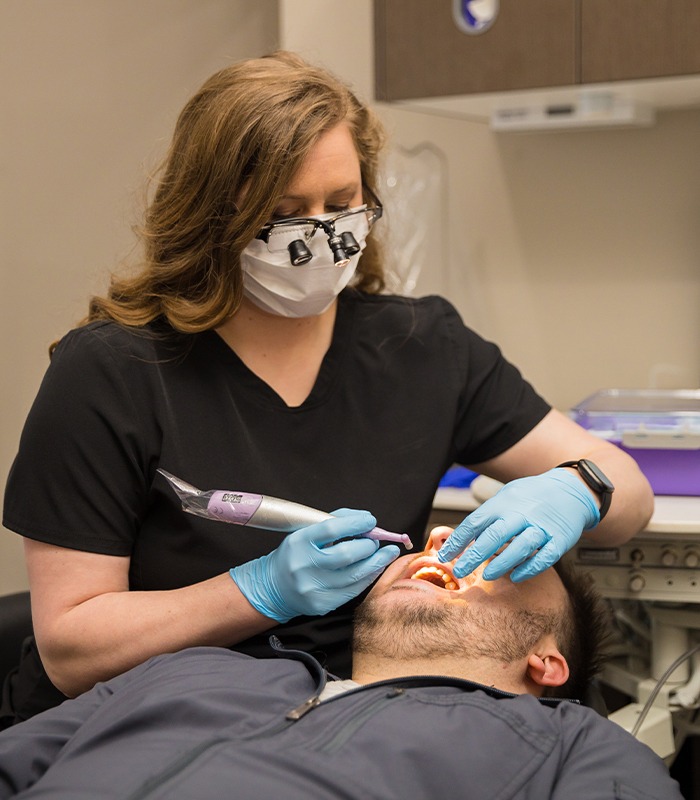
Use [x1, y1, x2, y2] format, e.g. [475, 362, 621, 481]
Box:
[0, 589, 609, 728]
[0, 591, 33, 729]
[582, 681, 609, 717]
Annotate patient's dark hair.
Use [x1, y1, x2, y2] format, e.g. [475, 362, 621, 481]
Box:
[544, 560, 614, 701]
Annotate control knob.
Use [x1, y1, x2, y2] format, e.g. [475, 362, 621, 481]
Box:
[660, 548, 678, 567]
[628, 572, 646, 593]
[684, 550, 700, 569]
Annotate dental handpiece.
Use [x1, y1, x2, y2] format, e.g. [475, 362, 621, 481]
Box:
[158, 469, 413, 549]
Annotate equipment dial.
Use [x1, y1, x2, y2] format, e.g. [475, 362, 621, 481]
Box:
[683, 550, 700, 569]
[628, 573, 646, 593]
[660, 548, 678, 567]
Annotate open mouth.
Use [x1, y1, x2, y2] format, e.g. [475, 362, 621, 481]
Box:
[408, 560, 460, 591]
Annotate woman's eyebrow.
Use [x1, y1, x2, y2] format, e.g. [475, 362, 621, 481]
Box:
[280, 183, 360, 201]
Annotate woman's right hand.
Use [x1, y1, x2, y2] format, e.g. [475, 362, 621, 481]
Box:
[229, 510, 400, 623]
[25, 512, 399, 697]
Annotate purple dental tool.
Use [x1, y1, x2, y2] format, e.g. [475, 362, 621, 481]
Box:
[157, 469, 413, 549]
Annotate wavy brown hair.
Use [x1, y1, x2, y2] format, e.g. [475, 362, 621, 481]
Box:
[77, 51, 387, 341]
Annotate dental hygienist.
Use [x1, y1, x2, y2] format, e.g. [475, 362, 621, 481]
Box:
[2, 51, 653, 726]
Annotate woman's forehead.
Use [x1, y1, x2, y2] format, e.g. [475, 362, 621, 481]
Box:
[285, 124, 360, 189]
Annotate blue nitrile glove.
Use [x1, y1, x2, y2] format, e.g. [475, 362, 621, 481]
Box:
[229, 509, 400, 623]
[437, 468, 600, 583]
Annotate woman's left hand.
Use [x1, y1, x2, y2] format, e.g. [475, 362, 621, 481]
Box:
[437, 469, 600, 582]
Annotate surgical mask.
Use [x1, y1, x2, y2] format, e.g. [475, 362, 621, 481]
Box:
[240, 207, 372, 318]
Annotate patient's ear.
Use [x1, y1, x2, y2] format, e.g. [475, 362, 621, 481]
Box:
[526, 636, 569, 688]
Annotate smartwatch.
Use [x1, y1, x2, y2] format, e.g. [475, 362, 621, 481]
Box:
[556, 459, 614, 521]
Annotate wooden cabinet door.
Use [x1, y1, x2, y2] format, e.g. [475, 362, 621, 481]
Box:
[375, 0, 577, 101]
[581, 0, 700, 83]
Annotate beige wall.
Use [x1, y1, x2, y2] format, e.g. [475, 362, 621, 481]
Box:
[3, 1, 699, 593]
[0, 0, 279, 594]
[283, 0, 700, 407]
[376, 105, 700, 408]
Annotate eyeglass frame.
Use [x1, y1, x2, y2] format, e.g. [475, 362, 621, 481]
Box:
[254, 187, 384, 247]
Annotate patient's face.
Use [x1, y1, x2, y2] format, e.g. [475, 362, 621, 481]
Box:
[354, 527, 568, 663]
[369, 526, 566, 609]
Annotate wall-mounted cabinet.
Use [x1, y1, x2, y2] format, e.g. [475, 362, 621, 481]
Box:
[580, 0, 700, 84]
[375, 0, 700, 113]
[374, 0, 577, 100]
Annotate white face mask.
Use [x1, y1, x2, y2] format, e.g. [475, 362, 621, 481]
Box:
[240, 208, 370, 318]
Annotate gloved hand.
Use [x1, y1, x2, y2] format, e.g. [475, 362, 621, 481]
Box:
[437, 468, 600, 582]
[230, 509, 400, 623]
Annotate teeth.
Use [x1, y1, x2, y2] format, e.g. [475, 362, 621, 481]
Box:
[411, 565, 458, 590]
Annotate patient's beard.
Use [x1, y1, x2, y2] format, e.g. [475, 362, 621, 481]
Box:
[353, 590, 558, 663]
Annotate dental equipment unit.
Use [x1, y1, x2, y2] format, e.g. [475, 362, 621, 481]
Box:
[158, 469, 413, 549]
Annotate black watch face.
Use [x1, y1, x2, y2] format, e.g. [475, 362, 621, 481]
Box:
[580, 459, 614, 493]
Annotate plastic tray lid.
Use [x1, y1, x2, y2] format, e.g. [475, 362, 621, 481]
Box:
[570, 389, 700, 449]
[571, 388, 700, 415]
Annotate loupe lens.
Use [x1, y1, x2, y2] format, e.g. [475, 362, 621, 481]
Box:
[287, 239, 313, 266]
[340, 231, 360, 255]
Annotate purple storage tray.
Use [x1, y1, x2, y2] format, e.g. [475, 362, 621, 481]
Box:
[570, 390, 700, 497]
[614, 443, 699, 496]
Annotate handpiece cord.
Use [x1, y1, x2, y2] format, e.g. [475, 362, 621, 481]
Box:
[630, 642, 700, 738]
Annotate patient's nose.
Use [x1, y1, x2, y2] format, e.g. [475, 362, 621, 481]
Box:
[425, 526, 453, 553]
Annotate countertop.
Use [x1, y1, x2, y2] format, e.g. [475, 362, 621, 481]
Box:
[433, 487, 700, 535]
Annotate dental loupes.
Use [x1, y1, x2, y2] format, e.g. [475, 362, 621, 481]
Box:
[157, 469, 413, 549]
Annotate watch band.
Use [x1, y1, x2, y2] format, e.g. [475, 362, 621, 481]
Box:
[556, 459, 614, 522]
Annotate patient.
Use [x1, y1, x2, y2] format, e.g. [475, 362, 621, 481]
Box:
[0, 527, 681, 799]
